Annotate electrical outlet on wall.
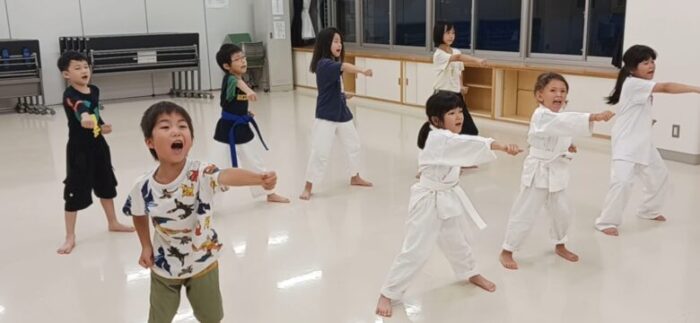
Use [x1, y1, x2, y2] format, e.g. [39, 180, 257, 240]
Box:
[672, 124, 680, 138]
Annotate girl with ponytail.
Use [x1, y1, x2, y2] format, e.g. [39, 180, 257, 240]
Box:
[596, 45, 700, 236]
[375, 91, 521, 318]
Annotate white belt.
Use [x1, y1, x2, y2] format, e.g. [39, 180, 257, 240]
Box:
[418, 177, 487, 230]
[528, 147, 571, 162]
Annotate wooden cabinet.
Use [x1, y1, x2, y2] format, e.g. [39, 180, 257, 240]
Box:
[403, 61, 436, 107]
[463, 66, 494, 118]
[292, 51, 315, 88]
[354, 57, 401, 102]
[291, 48, 616, 130]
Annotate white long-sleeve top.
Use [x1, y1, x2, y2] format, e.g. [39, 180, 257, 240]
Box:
[521, 106, 592, 192]
[412, 129, 497, 229]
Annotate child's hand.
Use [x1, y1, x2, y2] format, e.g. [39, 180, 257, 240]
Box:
[363, 69, 373, 77]
[492, 142, 523, 155]
[568, 144, 578, 153]
[461, 86, 469, 95]
[246, 91, 258, 102]
[80, 113, 95, 129]
[261, 171, 277, 190]
[345, 92, 355, 100]
[478, 58, 488, 66]
[138, 247, 154, 268]
[503, 144, 523, 156]
[101, 123, 112, 134]
[592, 110, 615, 122]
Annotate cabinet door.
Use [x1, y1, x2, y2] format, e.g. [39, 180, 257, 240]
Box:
[303, 52, 316, 88]
[414, 62, 436, 106]
[354, 57, 367, 96]
[403, 62, 418, 104]
[293, 52, 308, 86]
[364, 58, 401, 102]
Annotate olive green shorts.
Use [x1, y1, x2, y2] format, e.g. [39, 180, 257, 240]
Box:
[148, 262, 223, 323]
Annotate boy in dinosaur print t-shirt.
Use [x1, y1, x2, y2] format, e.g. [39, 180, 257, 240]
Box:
[123, 101, 277, 323]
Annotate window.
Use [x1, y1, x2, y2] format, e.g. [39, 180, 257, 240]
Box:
[435, 0, 472, 49]
[363, 0, 390, 45]
[476, 0, 521, 52]
[531, 0, 585, 55]
[587, 0, 626, 57]
[394, 0, 426, 46]
[337, 0, 356, 42]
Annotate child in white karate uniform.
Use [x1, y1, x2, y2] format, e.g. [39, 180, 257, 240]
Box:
[596, 45, 700, 236]
[375, 91, 522, 318]
[499, 72, 615, 270]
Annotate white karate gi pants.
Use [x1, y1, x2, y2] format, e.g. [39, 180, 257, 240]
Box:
[304, 118, 361, 184]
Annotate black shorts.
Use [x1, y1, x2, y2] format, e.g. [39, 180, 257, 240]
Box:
[63, 137, 118, 212]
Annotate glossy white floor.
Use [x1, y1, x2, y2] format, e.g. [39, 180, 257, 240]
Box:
[1, 89, 699, 323]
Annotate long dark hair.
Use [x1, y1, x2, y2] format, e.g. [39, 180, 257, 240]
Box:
[607, 45, 657, 104]
[310, 27, 345, 73]
[432, 21, 455, 48]
[417, 91, 461, 149]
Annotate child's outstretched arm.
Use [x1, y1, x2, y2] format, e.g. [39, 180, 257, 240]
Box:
[590, 110, 615, 122]
[236, 77, 258, 101]
[653, 82, 700, 94]
[132, 216, 154, 268]
[341, 63, 372, 77]
[218, 168, 277, 190]
[490, 141, 523, 156]
[451, 53, 487, 66]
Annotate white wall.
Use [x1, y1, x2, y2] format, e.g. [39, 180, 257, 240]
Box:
[0, 0, 10, 39]
[1, 0, 255, 105]
[625, 0, 700, 157]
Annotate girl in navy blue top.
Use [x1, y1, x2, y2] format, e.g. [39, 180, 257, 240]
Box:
[300, 27, 373, 200]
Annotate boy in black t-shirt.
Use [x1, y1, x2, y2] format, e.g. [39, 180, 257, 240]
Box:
[56, 51, 133, 254]
[213, 44, 289, 203]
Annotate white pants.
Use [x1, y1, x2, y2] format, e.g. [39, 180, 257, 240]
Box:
[217, 135, 274, 198]
[502, 186, 571, 251]
[304, 118, 361, 184]
[380, 206, 478, 300]
[595, 153, 669, 230]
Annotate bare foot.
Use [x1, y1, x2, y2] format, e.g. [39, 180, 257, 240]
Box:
[651, 215, 666, 221]
[350, 175, 373, 187]
[600, 227, 619, 236]
[468, 274, 496, 292]
[499, 250, 518, 270]
[57, 235, 76, 254]
[555, 244, 579, 262]
[375, 294, 393, 318]
[299, 189, 312, 200]
[108, 222, 135, 232]
[267, 193, 290, 203]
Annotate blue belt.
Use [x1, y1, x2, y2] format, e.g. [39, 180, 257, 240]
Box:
[221, 111, 268, 167]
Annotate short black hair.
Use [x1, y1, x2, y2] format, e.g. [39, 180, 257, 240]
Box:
[433, 21, 455, 48]
[216, 43, 242, 72]
[140, 101, 194, 160]
[57, 51, 89, 72]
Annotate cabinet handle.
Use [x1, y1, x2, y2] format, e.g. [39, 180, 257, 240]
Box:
[405, 78, 409, 86]
[398, 78, 401, 85]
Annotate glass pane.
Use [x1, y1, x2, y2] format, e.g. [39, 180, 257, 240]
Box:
[394, 0, 426, 46]
[476, 0, 521, 52]
[363, 0, 390, 44]
[587, 0, 626, 57]
[435, 0, 472, 49]
[531, 0, 584, 55]
[337, 0, 356, 42]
